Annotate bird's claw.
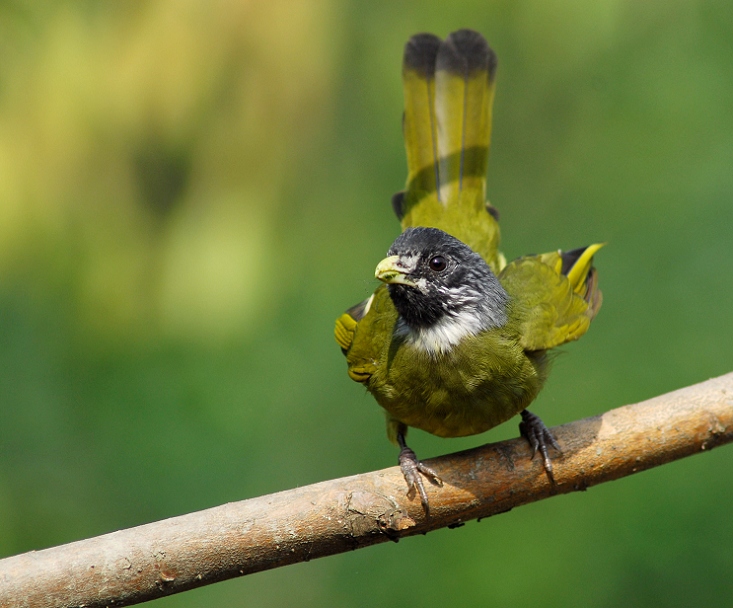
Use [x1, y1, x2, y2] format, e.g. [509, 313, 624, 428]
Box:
[398, 444, 442, 516]
[519, 409, 561, 484]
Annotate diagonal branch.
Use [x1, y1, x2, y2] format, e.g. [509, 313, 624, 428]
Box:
[1, 373, 732, 608]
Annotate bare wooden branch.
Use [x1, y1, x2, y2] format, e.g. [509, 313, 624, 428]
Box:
[1, 373, 732, 608]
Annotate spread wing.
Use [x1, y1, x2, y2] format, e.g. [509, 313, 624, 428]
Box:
[500, 244, 603, 351]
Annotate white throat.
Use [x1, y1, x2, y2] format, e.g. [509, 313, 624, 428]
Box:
[394, 309, 490, 356]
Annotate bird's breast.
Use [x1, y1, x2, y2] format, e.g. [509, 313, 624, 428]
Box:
[369, 331, 546, 438]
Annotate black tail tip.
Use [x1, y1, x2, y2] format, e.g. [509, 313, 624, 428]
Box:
[404, 33, 442, 78]
[438, 29, 497, 80]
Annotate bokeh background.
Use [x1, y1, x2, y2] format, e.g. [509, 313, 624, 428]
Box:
[1, 1, 732, 606]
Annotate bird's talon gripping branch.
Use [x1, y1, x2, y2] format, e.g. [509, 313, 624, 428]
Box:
[398, 433, 442, 515]
[519, 409, 561, 484]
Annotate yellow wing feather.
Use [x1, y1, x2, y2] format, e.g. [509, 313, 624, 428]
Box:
[334, 312, 357, 352]
[500, 245, 604, 351]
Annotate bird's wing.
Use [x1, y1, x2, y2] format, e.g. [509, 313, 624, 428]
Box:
[394, 30, 504, 273]
[334, 287, 397, 384]
[334, 298, 371, 353]
[500, 244, 604, 351]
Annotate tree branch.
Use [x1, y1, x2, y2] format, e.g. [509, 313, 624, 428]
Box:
[1, 373, 732, 608]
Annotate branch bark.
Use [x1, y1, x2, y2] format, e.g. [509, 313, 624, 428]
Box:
[2, 373, 732, 608]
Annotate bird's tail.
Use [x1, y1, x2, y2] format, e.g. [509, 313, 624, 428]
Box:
[393, 29, 502, 271]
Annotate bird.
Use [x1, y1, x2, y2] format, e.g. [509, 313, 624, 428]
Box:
[334, 29, 603, 514]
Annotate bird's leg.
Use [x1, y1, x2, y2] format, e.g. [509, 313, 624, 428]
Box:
[519, 409, 561, 484]
[397, 432, 443, 515]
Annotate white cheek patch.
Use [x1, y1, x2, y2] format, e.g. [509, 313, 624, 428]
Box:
[399, 254, 420, 273]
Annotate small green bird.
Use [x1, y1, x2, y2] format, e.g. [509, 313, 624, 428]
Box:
[335, 29, 603, 513]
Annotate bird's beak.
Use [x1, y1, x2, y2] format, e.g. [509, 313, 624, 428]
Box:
[375, 255, 416, 286]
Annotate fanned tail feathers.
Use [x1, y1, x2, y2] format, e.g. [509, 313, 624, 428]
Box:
[395, 30, 501, 271]
[400, 33, 441, 205]
[434, 30, 496, 205]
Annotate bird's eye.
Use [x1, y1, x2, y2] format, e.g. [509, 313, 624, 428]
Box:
[429, 256, 447, 272]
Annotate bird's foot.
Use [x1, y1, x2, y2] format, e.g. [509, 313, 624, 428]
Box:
[519, 409, 561, 484]
[397, 435, 442, 516]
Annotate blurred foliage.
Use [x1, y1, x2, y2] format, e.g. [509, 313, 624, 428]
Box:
[1, 1, 733, 606]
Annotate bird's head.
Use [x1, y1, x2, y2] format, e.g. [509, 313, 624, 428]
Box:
[375, 227, 508, 338]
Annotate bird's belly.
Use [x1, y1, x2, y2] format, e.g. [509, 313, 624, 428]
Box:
[371, 341, 545, 438]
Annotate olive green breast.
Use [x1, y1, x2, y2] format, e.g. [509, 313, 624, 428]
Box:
[346, 287, 549, 438]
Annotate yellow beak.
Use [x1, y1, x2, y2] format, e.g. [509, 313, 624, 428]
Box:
[375, 255, 416, 286]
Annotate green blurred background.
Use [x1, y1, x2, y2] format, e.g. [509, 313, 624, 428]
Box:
[1, 1, 732, 606]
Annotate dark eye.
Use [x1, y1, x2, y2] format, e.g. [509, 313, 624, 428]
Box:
[429, 256, 447, 272]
